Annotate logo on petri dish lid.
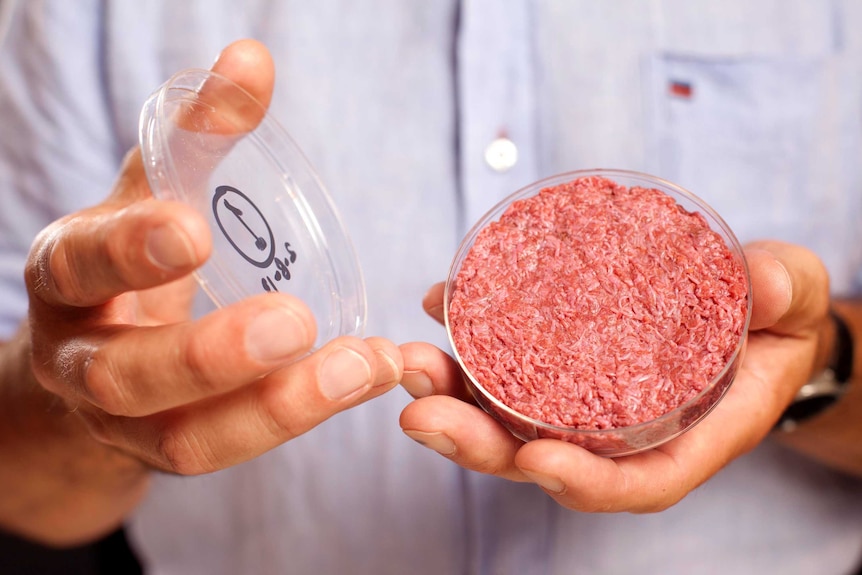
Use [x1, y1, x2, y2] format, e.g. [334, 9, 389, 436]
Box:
[212, 185, 297, 293]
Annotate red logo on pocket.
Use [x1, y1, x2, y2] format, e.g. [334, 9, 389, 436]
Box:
[668, 80, 693, 99]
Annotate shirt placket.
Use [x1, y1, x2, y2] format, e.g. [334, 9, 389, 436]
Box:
[456, 1, 553, 574]
[457, 0, 540, 234]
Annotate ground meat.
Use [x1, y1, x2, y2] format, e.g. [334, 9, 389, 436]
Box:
[448, 175, 748, 430]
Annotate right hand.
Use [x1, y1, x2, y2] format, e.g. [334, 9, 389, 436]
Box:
[399, 243, 840, 511]
[23, 39, 402, 476]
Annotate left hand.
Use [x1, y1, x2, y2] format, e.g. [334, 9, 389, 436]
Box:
[399, 241, 832, 512]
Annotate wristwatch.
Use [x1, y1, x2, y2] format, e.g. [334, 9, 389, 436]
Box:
[774, 310, 855, 432]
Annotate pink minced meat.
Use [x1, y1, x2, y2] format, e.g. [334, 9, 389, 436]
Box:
[449, 176, 748, 430]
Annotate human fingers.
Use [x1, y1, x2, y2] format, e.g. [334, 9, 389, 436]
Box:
[182, 38, 275, 134]
[32, 293, 316, 416]
[399, 393, 702, 509]
[513, 337, 794, 514]
[513, 439, 689, 512]
[80, 335, 402, 474]
[398, 350, 752, 512]
[26, 198, 211, 309]
[422, 282, 446, 325]
[399, 342, 531, 480]
[26, 40, 280, 310]
[115, 38, 277, 205]
[419, 339, 819, 512]
[511, 354, 785, 514]
[745, 241, 829, 334]
[403, 243, 832, 513]
[211, 39, 275, 109]
[743, 241, 832, 402]
[510, 243, 832, 512]
[364, 336, 405, 392]
[399, 342, 472, 401]
[400, 391, 709, 511]
[399, 395, 530, 482]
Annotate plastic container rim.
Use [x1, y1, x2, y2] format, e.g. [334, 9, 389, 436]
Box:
[444, 168, 753, 439]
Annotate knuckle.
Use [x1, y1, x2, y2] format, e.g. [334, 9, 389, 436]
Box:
[258, 381, 307, 440]
[24, 221, 66, 300]
[181, 336, 221, 396]
[102, 228, 125, 270]
[469, 456, 508, 477]
[103, 220, 139, 284]
[45, 217, 106, 305]
[48, 244, 87, 304]
[157, 427, 216, 476]
[29, 339, 87, 401]
[24, 242, 52, 297]
[82, 352, 133, 416]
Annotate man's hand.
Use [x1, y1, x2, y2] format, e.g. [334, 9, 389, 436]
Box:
[0, 39, 402, 545]
[399, 241, 846, 512]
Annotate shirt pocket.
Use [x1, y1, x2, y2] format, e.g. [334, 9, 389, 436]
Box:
[643, 52, 838, 247]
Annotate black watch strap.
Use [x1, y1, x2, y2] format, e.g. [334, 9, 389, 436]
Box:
[830, 309, 855, 382]
[775, 310, 854, 432]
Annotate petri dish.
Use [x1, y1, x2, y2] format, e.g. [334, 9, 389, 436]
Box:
[445, 169, 751, 457]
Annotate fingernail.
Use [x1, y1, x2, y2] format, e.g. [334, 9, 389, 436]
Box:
[401, 370, 434, 398]
[520, 469, 566, 494]
[773, 257, 793, 316]
[319, 348, 372, 400]
[374, 349, 400, 388]
[146, 224, 195, 270]
[403, 430, 456, 456]
[246, 307, 309, 362]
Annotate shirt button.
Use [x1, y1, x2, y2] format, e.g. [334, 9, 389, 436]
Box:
[484, 137, 518, 173]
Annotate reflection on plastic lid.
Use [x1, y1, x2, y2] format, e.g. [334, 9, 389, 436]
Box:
[139, 68, 366, 349]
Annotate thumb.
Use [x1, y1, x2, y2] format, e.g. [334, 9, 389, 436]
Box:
[211, 38, 276, 109]
[745, 240, 830, 334]
[192, 38, 276, 133]
[117, 38, 277, 202]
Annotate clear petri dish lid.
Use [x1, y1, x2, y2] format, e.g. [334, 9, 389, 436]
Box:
[138, 68, 366, 349]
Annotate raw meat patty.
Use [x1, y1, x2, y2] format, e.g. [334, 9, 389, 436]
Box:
[448, 176, 748, 429]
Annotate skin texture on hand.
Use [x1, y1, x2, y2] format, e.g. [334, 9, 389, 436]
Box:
[0, 39, 402, 546]
[399, 240, 861, 513]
